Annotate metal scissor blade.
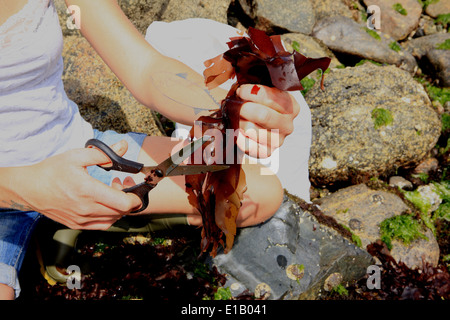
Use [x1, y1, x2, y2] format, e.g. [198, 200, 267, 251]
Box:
[157, 135, 213, 176]
[167, 164, 229, 177]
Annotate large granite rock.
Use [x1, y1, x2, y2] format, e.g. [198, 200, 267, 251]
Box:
[405, 33, 450, 87]
[62, 36, 162, 136]
[405, 33, 450, 58]
[426, 47, 450, 87]
[281, 32, 341, 68]
[117, 0, 171, 34]
[426, 0, 450, 18]
[56, 0, 231, 36]
[238, 0, 316, 35]
[315, 184, 440, 269]
[305, 63, 441, 186]
[363, 0, 423, 41]
[158, 0, 231, 25]
[311, 0, 358, 21]
[58, 0, 233, 136]
[209, 195, 374, 300]
[312, 16, 417, 73]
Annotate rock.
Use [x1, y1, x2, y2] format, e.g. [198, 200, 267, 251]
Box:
[62, 36, 162, 136]
[323, 272, 344, 292]
[238, 0, 316, 34]
[363, 0, 422, 41]
[55, 0, 167, 35]
[56, 0, 231, 36]
[405, 33, 450, 86]
[426, 0, 450, 18]
[389, 228, 438, 269]
[389, 176, 414, 190]
[413, 157, 440, 175]
[405, 33, 450, 58]
[426, 48, 450, 87]
[209, 195, 374, 300]
[312, 16, 417, 73]
[54, 0, 166, 36]
[158, 0, 231, 25]
[305, 63, 441, 186]
[55, 0, 82, 36]
[416, 184, 444, 213]
[315, 184, 440, 269]
[415, 15, 439, 36]
[280, 33, 341, 68]
[117, 0, 170, 34]
[311, 0, 357, 21]
[433, 100, 445, 114]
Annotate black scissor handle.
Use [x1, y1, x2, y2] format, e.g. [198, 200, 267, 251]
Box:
[85, 139, 153, 213]
[85, 139, 144, 173]
[123, 182, 156, 213]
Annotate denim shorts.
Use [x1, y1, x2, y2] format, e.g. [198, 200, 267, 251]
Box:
[0, 130, 146, 298]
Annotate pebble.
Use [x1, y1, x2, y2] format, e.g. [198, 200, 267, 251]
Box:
[323, 272, 343, 292]
[413, 157, 440, 175]
[389, 176, 413, 190]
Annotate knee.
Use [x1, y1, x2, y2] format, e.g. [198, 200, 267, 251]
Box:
[0, 284, 15, 300]
[237, 163, 283, 227]
[187, 164, 284, 228]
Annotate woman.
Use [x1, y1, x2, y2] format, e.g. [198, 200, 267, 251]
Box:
[0, 0, 303, 299]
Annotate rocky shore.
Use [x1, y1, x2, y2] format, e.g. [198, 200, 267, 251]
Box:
[34, 0, 449, 300]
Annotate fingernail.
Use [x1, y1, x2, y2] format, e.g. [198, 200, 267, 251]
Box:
[112, 177, 121, 184]
[124, 176, 135, 185]
[112, 140, 126, 153]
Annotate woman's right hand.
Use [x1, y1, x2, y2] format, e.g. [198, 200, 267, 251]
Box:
[4, 141, 142, 230]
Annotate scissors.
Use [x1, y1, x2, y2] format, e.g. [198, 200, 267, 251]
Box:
[85, 136, 228, 213]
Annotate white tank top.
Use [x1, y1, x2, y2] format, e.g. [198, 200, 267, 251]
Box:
[0, 0, 93, 167]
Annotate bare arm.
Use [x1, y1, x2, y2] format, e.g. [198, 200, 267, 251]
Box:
[0, 142, 141, 229]
[65, 0, 300, 157]
[65, 0, 226, 125]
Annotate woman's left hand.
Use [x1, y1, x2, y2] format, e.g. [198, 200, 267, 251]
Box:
[235, 84, 300, 159]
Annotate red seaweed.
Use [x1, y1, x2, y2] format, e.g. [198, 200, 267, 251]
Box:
[186, 27, 331, 256]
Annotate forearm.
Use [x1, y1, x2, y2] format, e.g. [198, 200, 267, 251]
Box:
[65, 0, 226, 125]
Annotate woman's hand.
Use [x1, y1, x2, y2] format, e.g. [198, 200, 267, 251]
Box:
[6, 141, 141, 230]
[236, 84, 300, 159]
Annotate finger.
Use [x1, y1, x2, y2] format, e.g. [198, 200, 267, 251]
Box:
[72, 145, 124, 168]
[83, 176, 142, 214]
[53, 206, 122, 230]
[111, 177, 124, 191]
[69, 147, 112, 167]
[236, 130, 275, 159]
[110, 176, 140, 210]
[237, 85, 298, 115]
[85, 140, 129, 169]
[239, 120, 283, 150]
[76, 217, 120, 231]
[239, 102, 294, 135]
[123, 176, 136, 188]
[187, 214, 203, 226]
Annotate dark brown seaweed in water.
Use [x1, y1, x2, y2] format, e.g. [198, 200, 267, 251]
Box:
[186, 27, 331, 257]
